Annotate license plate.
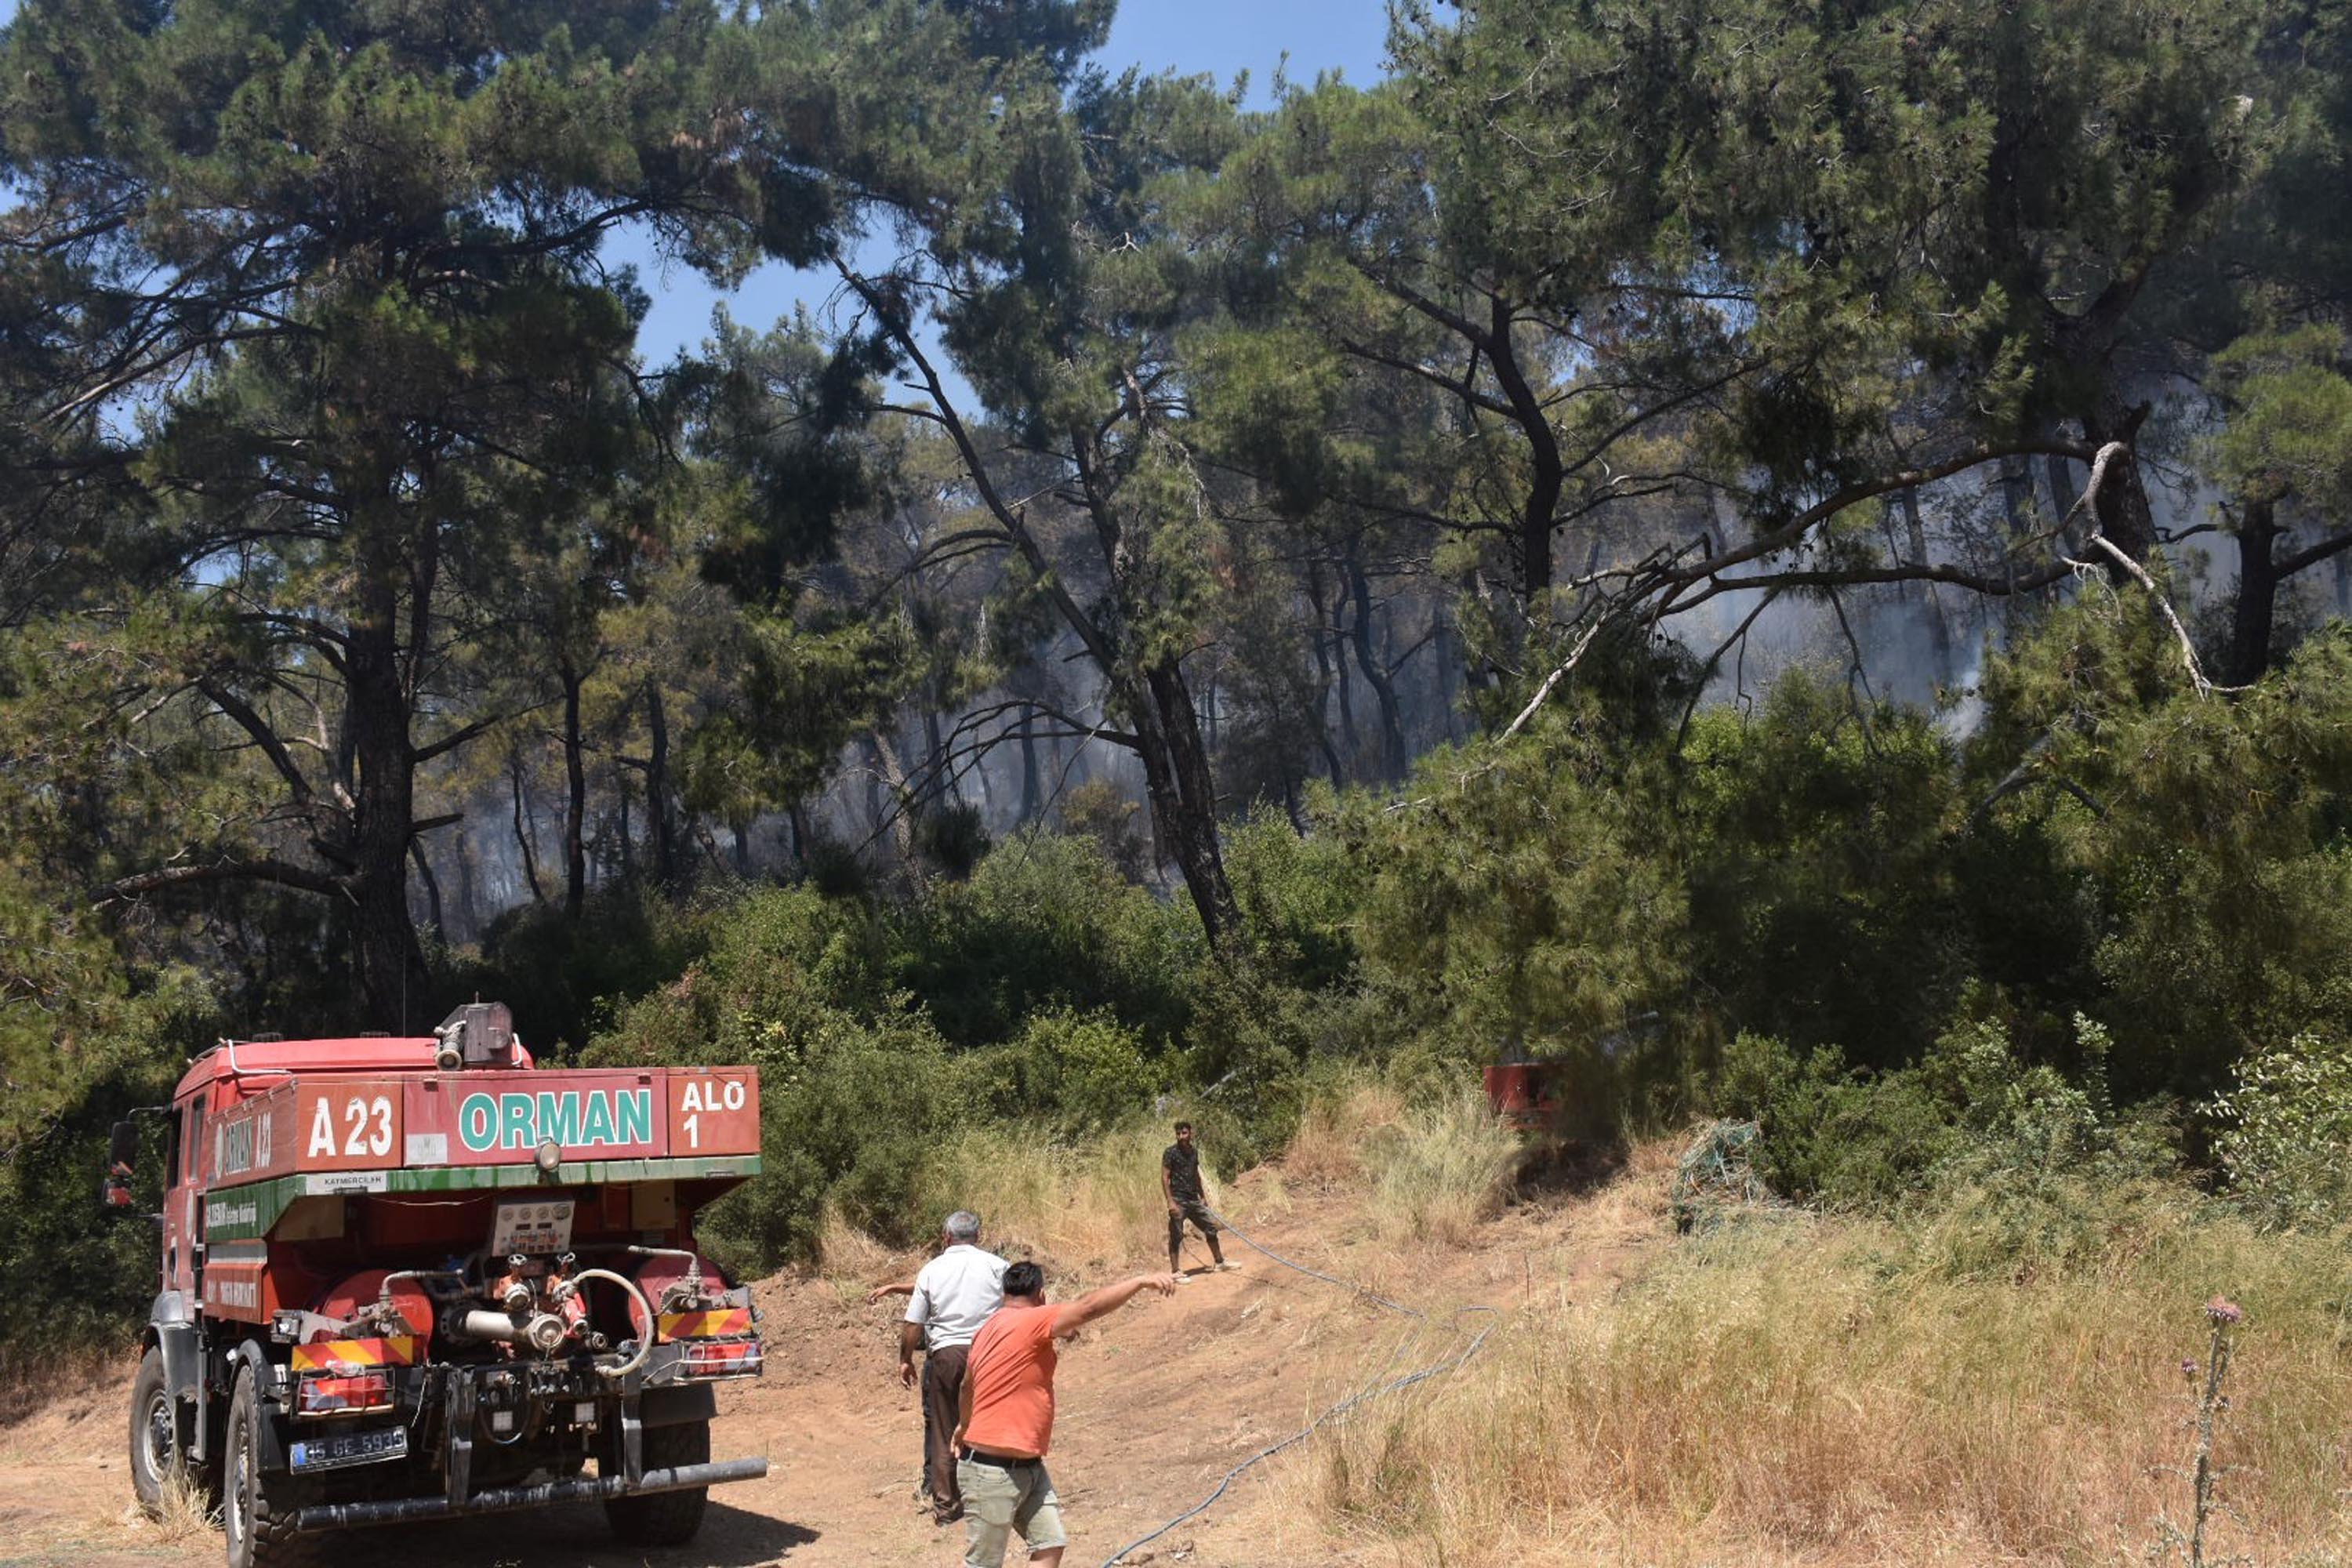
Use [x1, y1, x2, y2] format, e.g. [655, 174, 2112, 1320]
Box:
[287, 1425, 408, 1473]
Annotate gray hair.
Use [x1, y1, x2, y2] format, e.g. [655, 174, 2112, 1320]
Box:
[942, 1210, 982, 1243]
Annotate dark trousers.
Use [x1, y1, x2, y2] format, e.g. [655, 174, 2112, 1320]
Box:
[920, 1343, 971, 1515]
[1168, 1199, 1223, 1262]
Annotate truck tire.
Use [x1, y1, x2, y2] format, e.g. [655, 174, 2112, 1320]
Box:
[128, 1346, 191, 1519]
[223, 1367, 314, 1568]
[602, 1419, 710, 1547]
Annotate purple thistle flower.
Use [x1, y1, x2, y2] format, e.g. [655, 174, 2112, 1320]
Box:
[2181, 1359, 2198, 1380]
[2205, 1296, 2245, 1326]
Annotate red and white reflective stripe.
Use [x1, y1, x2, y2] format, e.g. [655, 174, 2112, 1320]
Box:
[290, 1335, 416, 1372]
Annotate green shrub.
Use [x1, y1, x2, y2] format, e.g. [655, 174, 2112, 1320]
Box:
[1178, 960, 1309, 1172]
[2209, 1033, 2352, 1229]
[1224, 805, 1361, 990]
[961, 1008, 1163, 1138]
[584, 883, 892, 1068]
[451, 884, 717, 1055]
[695, 1008, 971, 1273]
[1719, 1030, 1960, 1206]
[1679, 678, 1974, 1069]
[892, 832, 1202, 1050]
[1723, 1014, 2176, 1218]
[1337, 690, 1690, 1070]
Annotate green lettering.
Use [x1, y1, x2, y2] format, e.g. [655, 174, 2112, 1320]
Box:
[499, 1094, 534, 1149]
[459, 1095, 497, 1152]
[535, 1091, 581, 1148]
[582, 1091, 615, 1145]
[617, 1088, 653, 1145]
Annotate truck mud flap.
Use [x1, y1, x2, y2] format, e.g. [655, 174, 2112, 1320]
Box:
[285, 1457, 768, 1531]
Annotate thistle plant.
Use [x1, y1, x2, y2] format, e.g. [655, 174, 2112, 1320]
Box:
[2151, 1296, 2249, 1568]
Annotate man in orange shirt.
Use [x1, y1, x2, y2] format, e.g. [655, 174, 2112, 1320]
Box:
[949, 1260, 1178, 1567]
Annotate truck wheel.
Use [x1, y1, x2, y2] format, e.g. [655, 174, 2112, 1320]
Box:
[128, 1346, 192, 1519]
[223, 1367, 314, 1568]
[602, 1419, 710, 1547]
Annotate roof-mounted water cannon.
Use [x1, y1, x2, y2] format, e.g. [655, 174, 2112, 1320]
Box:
[432, 1000, 517, 1072]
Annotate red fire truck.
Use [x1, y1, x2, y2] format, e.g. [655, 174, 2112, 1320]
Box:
[107, 1002, 768, 1566]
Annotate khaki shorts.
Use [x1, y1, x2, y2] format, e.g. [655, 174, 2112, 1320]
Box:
[958, 1454, 1067, 1566]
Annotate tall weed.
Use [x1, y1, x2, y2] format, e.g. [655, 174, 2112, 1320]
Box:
[1283, 1067, 1407, 1186]
[1367, 1092, 1523, 1247]
[910, 1122, 1178, 1276]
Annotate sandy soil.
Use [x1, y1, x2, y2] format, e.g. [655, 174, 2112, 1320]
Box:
[0, 1165, 1662, 1568]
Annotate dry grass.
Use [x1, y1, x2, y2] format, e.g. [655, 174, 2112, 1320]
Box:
[1367, 1091, 1525, 1247]
[143, 1469, 219, 1544]
[814, 1203, 909, 1298]
[1283, 1069, 1524, 1248]
[820, 1122, 1185, 1290]
[0, 1347, 121, 1432]
[1298, 1171, 2352, 1566]
[1284, 1073, 1409, 1186]
[811, 1077, 2352, 1564]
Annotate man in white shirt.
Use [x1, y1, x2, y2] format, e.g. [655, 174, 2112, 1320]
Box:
[867, 1210, 1007, 1524]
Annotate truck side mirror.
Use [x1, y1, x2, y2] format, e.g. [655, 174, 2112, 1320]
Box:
[100, 1120, 140, 1216]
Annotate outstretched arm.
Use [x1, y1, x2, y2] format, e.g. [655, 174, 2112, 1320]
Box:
[865, 1279, 916, 1304]
[1052, 1273, 1179, 1338]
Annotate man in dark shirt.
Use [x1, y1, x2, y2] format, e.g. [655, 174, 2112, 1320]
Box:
[1160, 1120, 1233, 1276]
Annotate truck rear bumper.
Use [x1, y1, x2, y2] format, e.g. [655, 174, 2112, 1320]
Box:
[286, 1456, 768, 1531]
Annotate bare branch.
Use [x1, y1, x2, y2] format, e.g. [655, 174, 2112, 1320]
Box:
[1499, 617, 1610, 742]
[99, 855, 347, 903]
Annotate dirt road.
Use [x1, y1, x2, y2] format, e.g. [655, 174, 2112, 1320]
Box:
[0, 1176, 1613, 1568]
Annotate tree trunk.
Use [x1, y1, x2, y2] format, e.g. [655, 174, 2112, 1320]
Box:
[453, 828, 481, 944]
[1018, 711, 1043, 822]
[1898, 487, 1955, 682]
[787, 803, 813, 873]
[645, 682, 677, 887]
[1347, 556, 1409, 780]
[2229, 497, 2280, 686]
[1135, 659, 1240, 946]
[2082, 405, 2158, 564]
[866, 731, 918, 866]
[1998, 455, 2036, 539]
[345, 570, 426, 1031]
[510, 750, 546, 905]
[616, 773, 634, 882]
[2044, 452, 2076, 523]
[924, 705, 950, 806]
[408, 839, 443, 940]
[561, 664, 587, 920]
[1301, 562, 1347, 784]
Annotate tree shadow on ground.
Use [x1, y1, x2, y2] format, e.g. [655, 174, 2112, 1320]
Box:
[1510, 1136, 1631, 1204]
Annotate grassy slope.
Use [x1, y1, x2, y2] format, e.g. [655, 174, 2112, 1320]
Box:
[831, 1084, 2352, 1566]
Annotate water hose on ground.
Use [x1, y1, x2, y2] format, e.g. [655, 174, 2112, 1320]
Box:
[1097, 1204, 1500, 1566]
